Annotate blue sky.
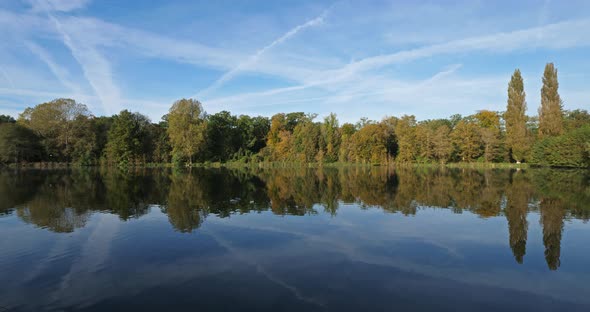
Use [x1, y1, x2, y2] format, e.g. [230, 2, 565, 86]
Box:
[0, 0, 589, 123]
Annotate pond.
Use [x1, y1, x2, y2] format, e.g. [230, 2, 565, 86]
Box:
[1, 167, 589, 311]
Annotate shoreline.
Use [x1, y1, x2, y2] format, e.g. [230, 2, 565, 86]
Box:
[4, 161, 586, 170]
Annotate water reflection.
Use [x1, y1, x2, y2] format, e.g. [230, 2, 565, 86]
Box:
[1, 167, 589, 271]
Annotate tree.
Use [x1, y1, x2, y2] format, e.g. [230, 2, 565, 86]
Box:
[432, 125, 452, 163]
[285, 112, 307, 132]
[321, 113, 341, 162]
[237, 115, 269, 156]
[291, 117, 321, 162]
[90, 116, 114, 162]
[152, 120, 171, 163]
[206, 111, 240, 161]
[564, 109, 590, 131]
[0, 115, 15, 124]
[68, 115, 98, 165]
[414, 123, 432, 162]
[105, 110, 152, 166]
[451, 120, 483, 161]
[505, 69, 529, 163]
[348, 123, 391, 164]
[538, 63, 564, 137]
[18, 98, 92, 161]
[167, 99, 207, 165]
[0, 123, 43, 163]
[531, 125, 590, 168]
[474, 110, 504, 162]
[395, 115, 417, 162]
[338, 123, 356, 162]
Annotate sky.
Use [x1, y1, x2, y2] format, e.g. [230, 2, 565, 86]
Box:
[0, 0, 589, 123]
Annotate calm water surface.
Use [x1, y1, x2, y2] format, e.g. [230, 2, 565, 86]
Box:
[1, 167, 589, 311]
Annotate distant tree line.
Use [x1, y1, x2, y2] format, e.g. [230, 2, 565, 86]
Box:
[1, 63, 589, 167]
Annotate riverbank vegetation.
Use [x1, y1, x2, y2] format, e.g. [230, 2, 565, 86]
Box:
[1, 63, 588, 168]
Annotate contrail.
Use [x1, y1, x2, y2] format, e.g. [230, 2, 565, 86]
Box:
[197, 9, 329, 97]
[43, 6, 122, 115]
[0, 65, 15, 89]
[25, 41, 83, 95]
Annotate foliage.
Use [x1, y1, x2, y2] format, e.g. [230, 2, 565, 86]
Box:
[505, 69, 530, 163]
[18, 98, 92, 162]
[531, 125, 590, 168]
[538, 63, 564, 137]
[167, 98, 207, 165]
[451, 120, 483, 162]
[0, 123, 43, 163]
[105, 110, 152, 167]
[0, 115, 16, 124]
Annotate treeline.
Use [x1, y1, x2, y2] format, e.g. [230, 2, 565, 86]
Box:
[1, 63, 588, 167]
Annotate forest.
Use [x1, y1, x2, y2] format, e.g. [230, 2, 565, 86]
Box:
[0, 63, 589, 168]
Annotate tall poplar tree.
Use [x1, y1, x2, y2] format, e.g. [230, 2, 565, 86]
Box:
[505, 69, 528, 163]
[538, 63, 563, 137]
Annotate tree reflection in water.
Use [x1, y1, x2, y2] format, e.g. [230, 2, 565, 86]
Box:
[2, 166, 588, 271]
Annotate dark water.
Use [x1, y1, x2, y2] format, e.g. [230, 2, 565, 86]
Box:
[1, 167, 590, 311]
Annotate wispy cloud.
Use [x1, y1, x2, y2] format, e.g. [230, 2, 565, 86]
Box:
[208, 18, 590, 110]
[204, 64, 478, 118]
[25, 41, 83, 95]
[1, 2, 589, 122]
[28, 0, 91, 12]
[197, 9, 329, 97]
[322, 18, 590, 82]
[0, 64, 15, 89]
[47, 13, 122, 114]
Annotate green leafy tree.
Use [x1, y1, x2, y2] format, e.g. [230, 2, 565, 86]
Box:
[152, 120, 171, 163]
[474, 110, 504, 162]
[531, 125, 590, 167]
[291, 117, 321, 162]
[0, 115, 16, 124]
[167, 99, 207, 165]
[432, 125, 452, 163]
[18, 98, 92, 161]
[265, 113, 291, 161]
[538, 63, 564, 137]
[237, 115, 269, 156]
[90, 116, 114, 162]
[348, 123, 391, 164]
[451, 120, 483, 161]
[105, 110, 152, 166]
[564, 109, 590, 131]
[206, 111, 240, 161]
[321, 113, 341, 162]
[395, 115, 418, 162]
[0, 123, 43, 163]
[338, 123, 357, 162]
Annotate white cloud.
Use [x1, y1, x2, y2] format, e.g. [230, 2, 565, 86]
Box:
[1, 3, 588, 121]
[27, 0, 91, 12]
[48, 14, 122, 115]
[0, 64, 15, 89]
[206, 18, 590, 115]
[25, 41, 84, 95]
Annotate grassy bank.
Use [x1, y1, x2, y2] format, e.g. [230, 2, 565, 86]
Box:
[0, 161, 557, 170]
